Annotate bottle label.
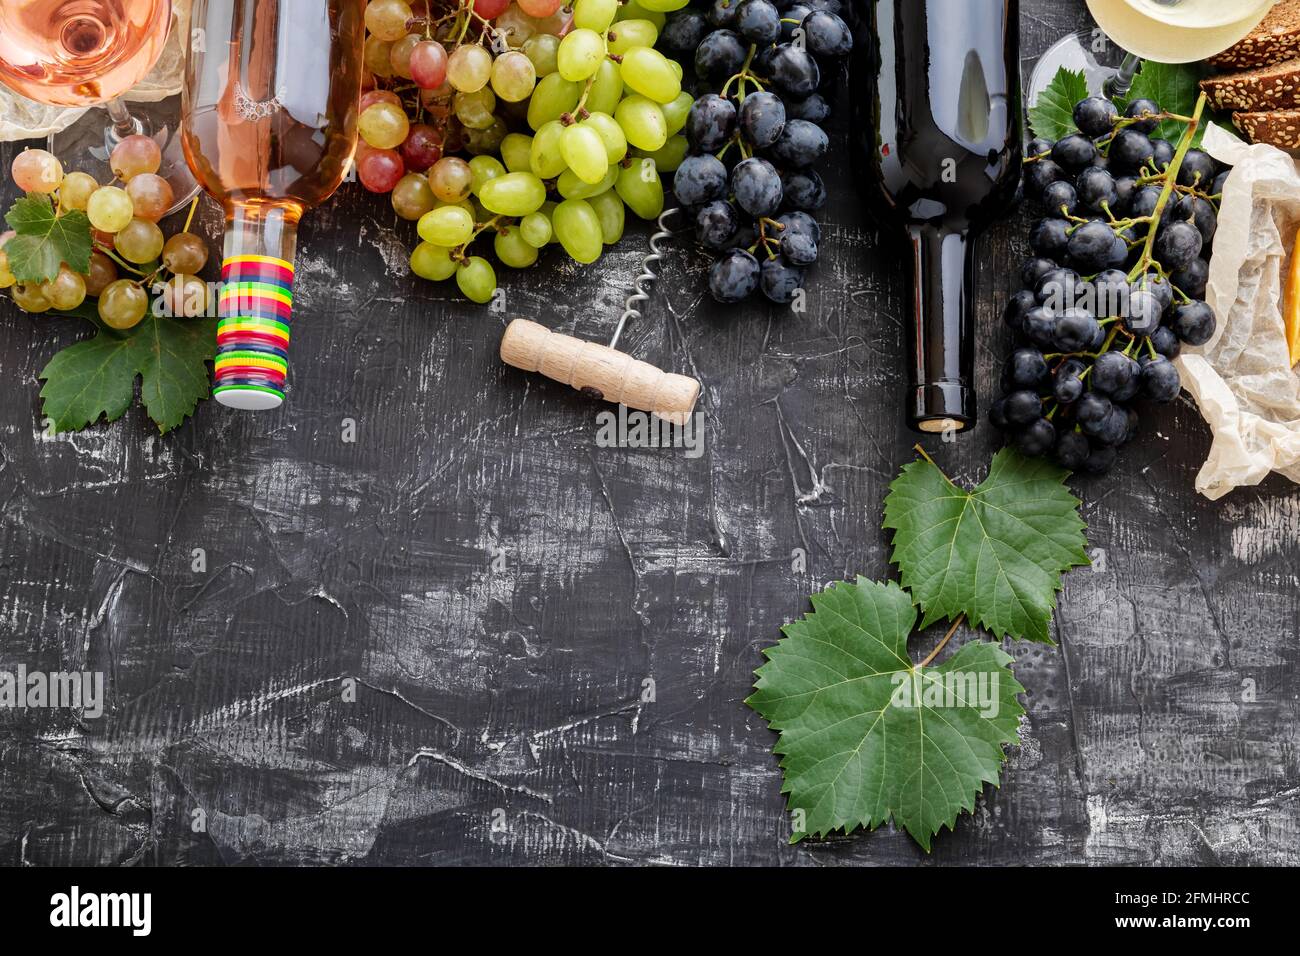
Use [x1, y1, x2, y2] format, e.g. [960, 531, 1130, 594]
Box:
[215, 254, 295, 408]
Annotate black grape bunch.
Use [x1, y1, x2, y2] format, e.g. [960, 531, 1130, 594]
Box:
[1000, 91, 1225, 476]
[658, 0, 853, 304]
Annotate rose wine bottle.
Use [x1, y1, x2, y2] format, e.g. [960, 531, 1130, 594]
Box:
[852, 0, 1022, 434]
[181, 0, 365, 411]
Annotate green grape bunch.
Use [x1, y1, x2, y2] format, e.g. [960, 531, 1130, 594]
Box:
[355, 0, 694, 304]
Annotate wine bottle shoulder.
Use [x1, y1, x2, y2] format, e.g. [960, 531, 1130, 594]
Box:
[180, 0, 364, 212]
[849, 0, 1022, 232]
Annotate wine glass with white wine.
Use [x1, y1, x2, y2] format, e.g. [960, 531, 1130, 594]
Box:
[1028, 0, 1278, 109]
[0, 0, 199, 216]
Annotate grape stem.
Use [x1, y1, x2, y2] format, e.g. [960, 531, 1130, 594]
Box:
[139, 264, 165, 290]
[465, 8, 497, 31]
[1108, 109, 1192, 137]
[455, 0, 477, 45]
[749, 217, 785, 259]
[97, 245, 148, 278]
[1127, 92, 1207, 284]
[909, 445, 967, 493]
[1096, 323, 1122, 357]
[563, 75, 599, 125]
[1136, 172, 1213, 199]
[918, 614, 965, 668]
[1046, 350, 1101, 360]
[720, 44, 765, 101]
[181, 195, 199, 234]
[718, 132, 751, 160]
[452, 214, 502, 262]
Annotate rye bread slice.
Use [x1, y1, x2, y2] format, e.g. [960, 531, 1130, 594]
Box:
[1234, 108, 1300, 148]
[1210, 0, 1300, 69]
[1202, 57, 1300, 110]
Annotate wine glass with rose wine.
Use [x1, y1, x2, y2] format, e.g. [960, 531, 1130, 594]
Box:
[0, 0, 199, 216]
[1027, 0, 1277, 111]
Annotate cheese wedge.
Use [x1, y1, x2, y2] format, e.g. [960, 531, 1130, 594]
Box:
[1287, 226, 1300, 366]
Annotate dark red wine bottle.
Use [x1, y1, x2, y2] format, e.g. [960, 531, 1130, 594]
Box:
[852, 0, 1022, 434]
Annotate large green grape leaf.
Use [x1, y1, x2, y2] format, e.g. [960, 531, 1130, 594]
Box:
[746, 578, 1024, 850]
[883, 449, 1088, 644]
[1027, 67, 1089, 141]
[38, 311, 217, 434]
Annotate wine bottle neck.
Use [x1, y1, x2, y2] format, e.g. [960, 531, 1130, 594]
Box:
[224, 204, 301, 263]
[906, 224, 976, 434]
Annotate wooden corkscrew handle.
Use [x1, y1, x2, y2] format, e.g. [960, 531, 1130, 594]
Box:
[500, 319, 701, 424]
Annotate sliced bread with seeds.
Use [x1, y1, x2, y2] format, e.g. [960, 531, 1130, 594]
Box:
[1234, 108, 1300, 148]
[1202, 57, 1300, 110]
[1210, 0, 1300, 70]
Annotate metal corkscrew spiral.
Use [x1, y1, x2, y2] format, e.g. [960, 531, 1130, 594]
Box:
[497, 204, 701, 423]
[609, 205, 684, 350]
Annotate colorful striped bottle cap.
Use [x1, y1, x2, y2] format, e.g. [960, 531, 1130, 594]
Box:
[215, 254, 295, 411]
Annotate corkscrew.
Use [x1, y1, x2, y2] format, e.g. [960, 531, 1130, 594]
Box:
[499, 206, 700, 424]
[611, 205, 682, 349]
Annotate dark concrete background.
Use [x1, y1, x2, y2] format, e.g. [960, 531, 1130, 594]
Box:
[1, 0, 1297, 865]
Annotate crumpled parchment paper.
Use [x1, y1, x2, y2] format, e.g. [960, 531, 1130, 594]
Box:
[0, 0, 191, 142]
[1177, 121, 1300, 500]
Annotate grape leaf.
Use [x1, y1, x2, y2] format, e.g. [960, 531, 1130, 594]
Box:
[3, 194, 92, 283]
[39, 311, 217, 434]
[1113, 60, 1220, 147]
[1027, 67, 1089, 141]
[883, 449, 1088, 644]
[746, 578, 1025, 850]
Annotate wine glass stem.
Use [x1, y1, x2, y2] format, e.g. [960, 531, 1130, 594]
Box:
[1105, 53, 1143, 99]
[105, 97, 142, 144]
